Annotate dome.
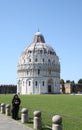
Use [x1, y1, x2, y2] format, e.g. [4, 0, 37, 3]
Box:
[19, 32, 56, 64]
[17, 32, 60, 95]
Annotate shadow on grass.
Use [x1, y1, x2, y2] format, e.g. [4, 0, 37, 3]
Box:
[42, 128, 51, 130]
[18, 117, 51, 130]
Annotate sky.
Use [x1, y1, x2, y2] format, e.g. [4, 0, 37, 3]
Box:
[0, 0, 82, 84]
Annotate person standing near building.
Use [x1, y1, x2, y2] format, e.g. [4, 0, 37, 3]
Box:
[11, 94, 21, 120]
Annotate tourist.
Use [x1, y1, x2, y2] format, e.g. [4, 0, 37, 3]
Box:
[11, 94, 21, 120]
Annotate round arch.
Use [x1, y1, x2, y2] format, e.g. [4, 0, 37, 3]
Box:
[47, 78, 54, 93]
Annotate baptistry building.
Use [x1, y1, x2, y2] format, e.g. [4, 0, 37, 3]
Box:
[17, 32, 60, 94]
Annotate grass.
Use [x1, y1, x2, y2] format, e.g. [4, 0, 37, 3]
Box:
[0, 94, 82, 130]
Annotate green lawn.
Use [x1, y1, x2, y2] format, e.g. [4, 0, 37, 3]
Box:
[0, 94, 82, 130]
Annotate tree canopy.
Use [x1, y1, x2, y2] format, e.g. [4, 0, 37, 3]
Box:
[78, 79, 82, 84]
[60, 79, 64, 84]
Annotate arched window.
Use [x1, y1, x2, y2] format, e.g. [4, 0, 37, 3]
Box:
[29, 81, 31, 86]
[43, 81, 44, 86]
[35, 58, 37, 62]
[23, 81, 24, 86]
[35, 81, 37, 86]
[48, 59, 51, 63]
[29, 58, 31, 62]
[43, 58, 44, 62]
[49, 70, 51, 75]
[23, 59, 25, 63]
[38, 69, 40, 75]
[27, 71, 28, 75]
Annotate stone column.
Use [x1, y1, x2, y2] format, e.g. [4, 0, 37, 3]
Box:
[33, 111, 42, 130]
[52, 115, 62, 130]
[6, 104, 11, 116]
[1, 103, 5, 114]
[21, 108, 28, 123]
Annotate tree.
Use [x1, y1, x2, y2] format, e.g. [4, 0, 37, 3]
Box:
[66, 80, 70, 83]
[60, 79, 65, 94]
[78, 79, 82, 84]
[60, 79, 64, 84]
[71, 81, 76, 93]
[71, 80, 75, 84]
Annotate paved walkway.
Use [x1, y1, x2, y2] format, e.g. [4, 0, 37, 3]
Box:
[0, 114, 33, 130]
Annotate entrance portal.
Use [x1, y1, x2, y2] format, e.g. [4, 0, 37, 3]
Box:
[48, 85, 52, 93]
[47, 78, 53, 93]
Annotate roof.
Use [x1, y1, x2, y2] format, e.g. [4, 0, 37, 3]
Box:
[21, 32, 56, 56]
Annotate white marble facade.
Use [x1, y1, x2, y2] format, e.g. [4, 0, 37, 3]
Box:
[17, 32, 60, 94]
